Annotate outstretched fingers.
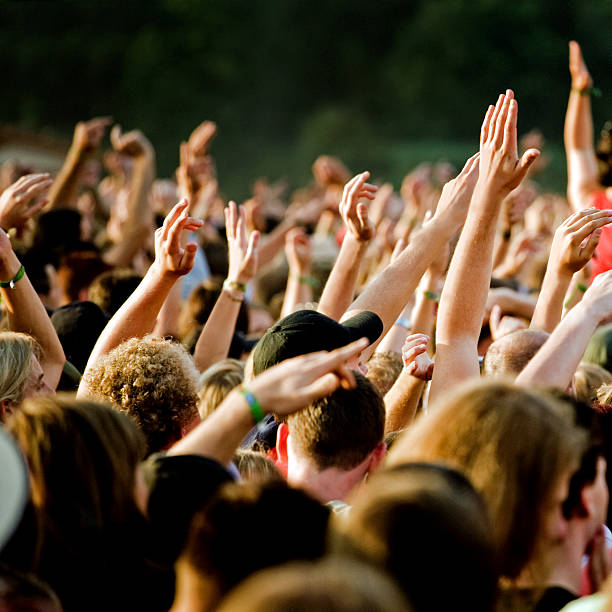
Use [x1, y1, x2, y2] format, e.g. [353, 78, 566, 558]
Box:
[162, 199, 189, 241]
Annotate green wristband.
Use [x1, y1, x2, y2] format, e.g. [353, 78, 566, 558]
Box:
[424, 290, 440, 302]
[0, 265, 25, 289]
[241, 388, 265, 426]
[296, 275, 321, 289]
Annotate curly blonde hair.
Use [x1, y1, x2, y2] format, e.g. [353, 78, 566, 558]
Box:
[83, 335, 199, 453]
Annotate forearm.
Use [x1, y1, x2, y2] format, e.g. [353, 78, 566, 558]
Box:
[257, 219, 295, 269]
[517, 301, 598, 389]
[152, 280, 182, 339]
[46, 147, 86, 209]
[437, 187, 500, 346]
[343, 216, 454, 339]
[376, 302, 413, 354]
[411, 271, 440, 337]
[530, 267, 572, 332]
[193, 290, 242, 372]
[168, 388, 254, 465]
[384, 371, 426, 433]
[318, 235, 368, 320]
[565, 91, 594, 152]
[281, 274, 312, 319]
[1, 253, 65, 388]
[103, 158, 154, 268]
[81, 264, 176, 378]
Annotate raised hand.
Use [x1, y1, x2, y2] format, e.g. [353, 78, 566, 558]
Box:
[569, 41, 593, 92]
[432, 152, 480, 230]
[187, 120, 217, 157]
[339, 171, 378, 242]
[73, 117, 112, 153]
[402, 333, 434, 381]
[153, 199, 203, 277]
[549, 208, 612, 277]
[248, 337, 369, 414]
[285, 227, 312, 274]
[110, 125, 154, 161]
[478, 90, 540, 195]
[225, 201, 260, 284]
[489, 305, 527, 341]
[0, 173, 52, 232]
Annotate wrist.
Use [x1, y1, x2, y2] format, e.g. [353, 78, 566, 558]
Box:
[0, 252, 22, 281]
[223, 278, 246, 302]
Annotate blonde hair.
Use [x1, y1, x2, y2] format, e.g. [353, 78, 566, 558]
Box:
[0, 332, 40, 407]
[574, 362, 612, 406]
[197, 359, 244, 420]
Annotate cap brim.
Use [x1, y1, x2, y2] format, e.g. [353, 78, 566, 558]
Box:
[341, 311, 383, 346]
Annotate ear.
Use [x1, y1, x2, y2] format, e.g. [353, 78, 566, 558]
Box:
[366, 442, 387, 475]
[276, 423, 290, 464]
[0, 398, 14, 422]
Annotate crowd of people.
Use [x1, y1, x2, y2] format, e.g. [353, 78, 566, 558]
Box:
[3, 40, 612, 611]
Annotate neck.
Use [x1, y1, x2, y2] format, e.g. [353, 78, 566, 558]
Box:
[514, 525, 588, 596]
[171, 562, 220, 612]
[286, 445, 370, 504]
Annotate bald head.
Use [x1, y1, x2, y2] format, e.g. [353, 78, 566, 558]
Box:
[483, 329, 549, 379]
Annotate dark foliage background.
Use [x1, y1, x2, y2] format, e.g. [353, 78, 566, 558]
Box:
[3, 0, 612, 197]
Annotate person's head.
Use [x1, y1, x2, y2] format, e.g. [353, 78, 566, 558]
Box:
[88, 268, 143, 316]
[596, 121, 612, 187]
[174, 481, 329, 610]
[387, 381, 598, 580]
[252, 309, 383, 375]
[83, 335, 199, 453]
[0, 566, 62, 612]
[278, 373, 386, 502]
[197, 359, 244, 420]
[51, 301, 108, 373]
[0, 332, 49, 421]
[332, 463, 497, 611]
[482, 329, 549, 378]
[216, 559, 411, 612]
[179, 278, 249, 349]
[583, 323, 612, 374]
[56, 251, 111, 304]
[574, 362, 612, 406]
[232, 450, 283, 483]
[8, 395, 145, 525]
[366, 351, 403, 395]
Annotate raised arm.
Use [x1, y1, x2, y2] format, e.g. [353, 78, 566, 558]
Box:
[281, 228, 313, 318]
[47, 117, 111, 209]
[0, 231, 65, 389]
[343, 153, 480, 354]
[429, 91, 539, 403]
[103, 126, 156, 268]
[517, 269, 612, 389]
[318, 171, 377, 320]
[169, 337, 368, 465]
[531, 208, 612, 332]
[193, 201, 259, 372]
[78, 199, 202, 394]
[565, 41, 600, 210]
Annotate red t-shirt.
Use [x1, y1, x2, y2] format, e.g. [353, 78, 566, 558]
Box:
[589, 191, 612, 282]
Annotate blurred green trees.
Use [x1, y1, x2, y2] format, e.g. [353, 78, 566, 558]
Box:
[2, 0, 612, 196]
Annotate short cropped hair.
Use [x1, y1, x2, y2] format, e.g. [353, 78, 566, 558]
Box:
[574, 362, 612, 406]
[288, 373, 385, 471]
[366, 351, 403, 396]
[482, 329, 549, 378]
[83, 335, 199, 453]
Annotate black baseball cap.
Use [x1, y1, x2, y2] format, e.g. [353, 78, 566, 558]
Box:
[252, 309, 383, 375]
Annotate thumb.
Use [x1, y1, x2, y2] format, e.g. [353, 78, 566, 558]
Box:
[356, 202, 369, 227]
[515, 148, 540, 183]
[299, 373, 341, 406]
[490, 304, 503, 336]
[182, 242, 198, 271]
